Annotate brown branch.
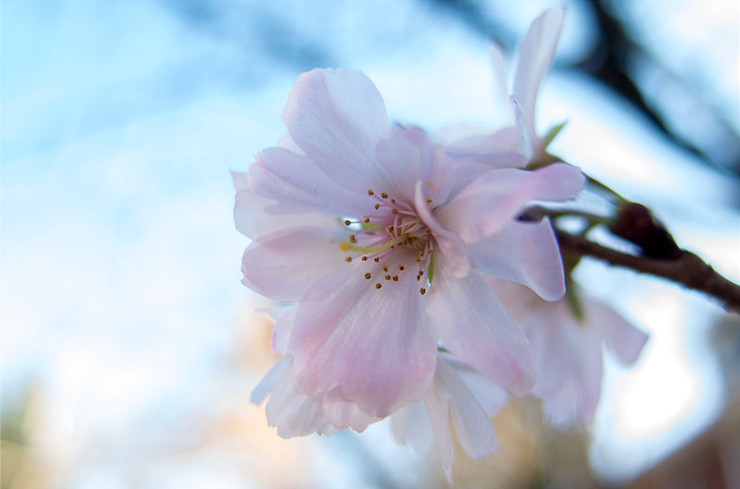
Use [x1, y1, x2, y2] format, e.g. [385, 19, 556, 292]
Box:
[555, 229, 740, 314]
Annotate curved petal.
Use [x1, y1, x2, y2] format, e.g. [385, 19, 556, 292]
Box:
[414, 181, 470, 278]
[321, 391, 380, 432]
[251, 357, 291, 405]
[234, 181, 336, 240]
[282, 68, 391, 193]
[241, 225, 347, 302]
[586, 297, 649, 364]
[436, 358, 498, 460]
[427, 263, 536, 396]
[261, 357, 336, 438]
[525, 304, 579, 397]
[447, 127, 521, 159]
[513, 8, 565, 141]
[288, 258, 437, 417]
[391, 401, 436, 455]
[423, 382, 454, 481]
[468, 218, 565, 301]
[251, 148, 371, 217]
[437, 163, 584, 244]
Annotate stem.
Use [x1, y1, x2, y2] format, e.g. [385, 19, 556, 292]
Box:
[555, 229, 740, 313]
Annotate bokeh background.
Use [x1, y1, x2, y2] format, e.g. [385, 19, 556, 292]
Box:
[2, 0, 739, 488]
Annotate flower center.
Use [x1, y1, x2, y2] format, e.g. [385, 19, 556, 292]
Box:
[339, 188, 434, 295]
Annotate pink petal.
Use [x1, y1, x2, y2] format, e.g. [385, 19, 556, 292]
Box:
[251, 147, 370, 217]
[282, 68, 391, 194]
[288, 260, 437, 417]
[468, 218, 565, 301]
[241, 226, 346, 302]
[513, 8, 565, 141]
[436, 358, 498, 460]
[436, 163, 584, 244]
[233, 180, 335, 239]
[586, 297, 649, 364]
[427, 264, 536, 396]
[413, 181, 470, 278]
[526, 305, 579, 397]
[374, 127, 452, 204]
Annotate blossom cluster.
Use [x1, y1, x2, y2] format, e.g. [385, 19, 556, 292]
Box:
[234, 8, 648, 479]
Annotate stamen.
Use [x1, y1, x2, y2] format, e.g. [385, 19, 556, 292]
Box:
[420, 288, 426, 295]
[345, 257, 352, 263]
[381, 192, 388, 199]
[374, 203, 380, 210]
[376, 283, 382, 289]
[340, 235, 409, 254]
[364, 273, 372, 280]
[368, 189, 375, 196]
[344, 220, 351, 226]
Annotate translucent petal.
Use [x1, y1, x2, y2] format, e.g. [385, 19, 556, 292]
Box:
[436, 358, 498, 460]
[252, 147, 370, 217]
[241, 226, 346, 302]
[428, 264, 536, 396]
[289, 258, 437, 417]
[282, 68, 391, 194]
[468, 218, 565, 301]
[513, 8, 565, 141]
[436, 163, 584, 244]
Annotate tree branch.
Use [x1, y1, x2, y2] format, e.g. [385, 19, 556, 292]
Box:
[555, 229, 740, 314]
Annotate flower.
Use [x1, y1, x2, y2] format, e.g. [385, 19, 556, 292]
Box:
[235, 68, 584, 435]
[490, 279, 649, 425]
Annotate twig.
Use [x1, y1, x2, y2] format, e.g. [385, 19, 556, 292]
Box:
[555, 229, 740, 313]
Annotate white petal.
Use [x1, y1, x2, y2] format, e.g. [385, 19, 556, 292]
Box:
[436, 358, 498, 460]
[241, 226, 346, 302]
[321, 391, 380, 432]
[282, 68, 391, 193]
[251, 357, 291, 405]
[423, 383, 454, 481]
[468, 218, 565, 301]
[513, 8, 565, 141]
[427, 264, 536, 396]
[391, 401, 436, 455]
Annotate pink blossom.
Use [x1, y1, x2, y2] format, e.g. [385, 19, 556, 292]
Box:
[235, 68, 584, 434]
[491, 279, 649, 425]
